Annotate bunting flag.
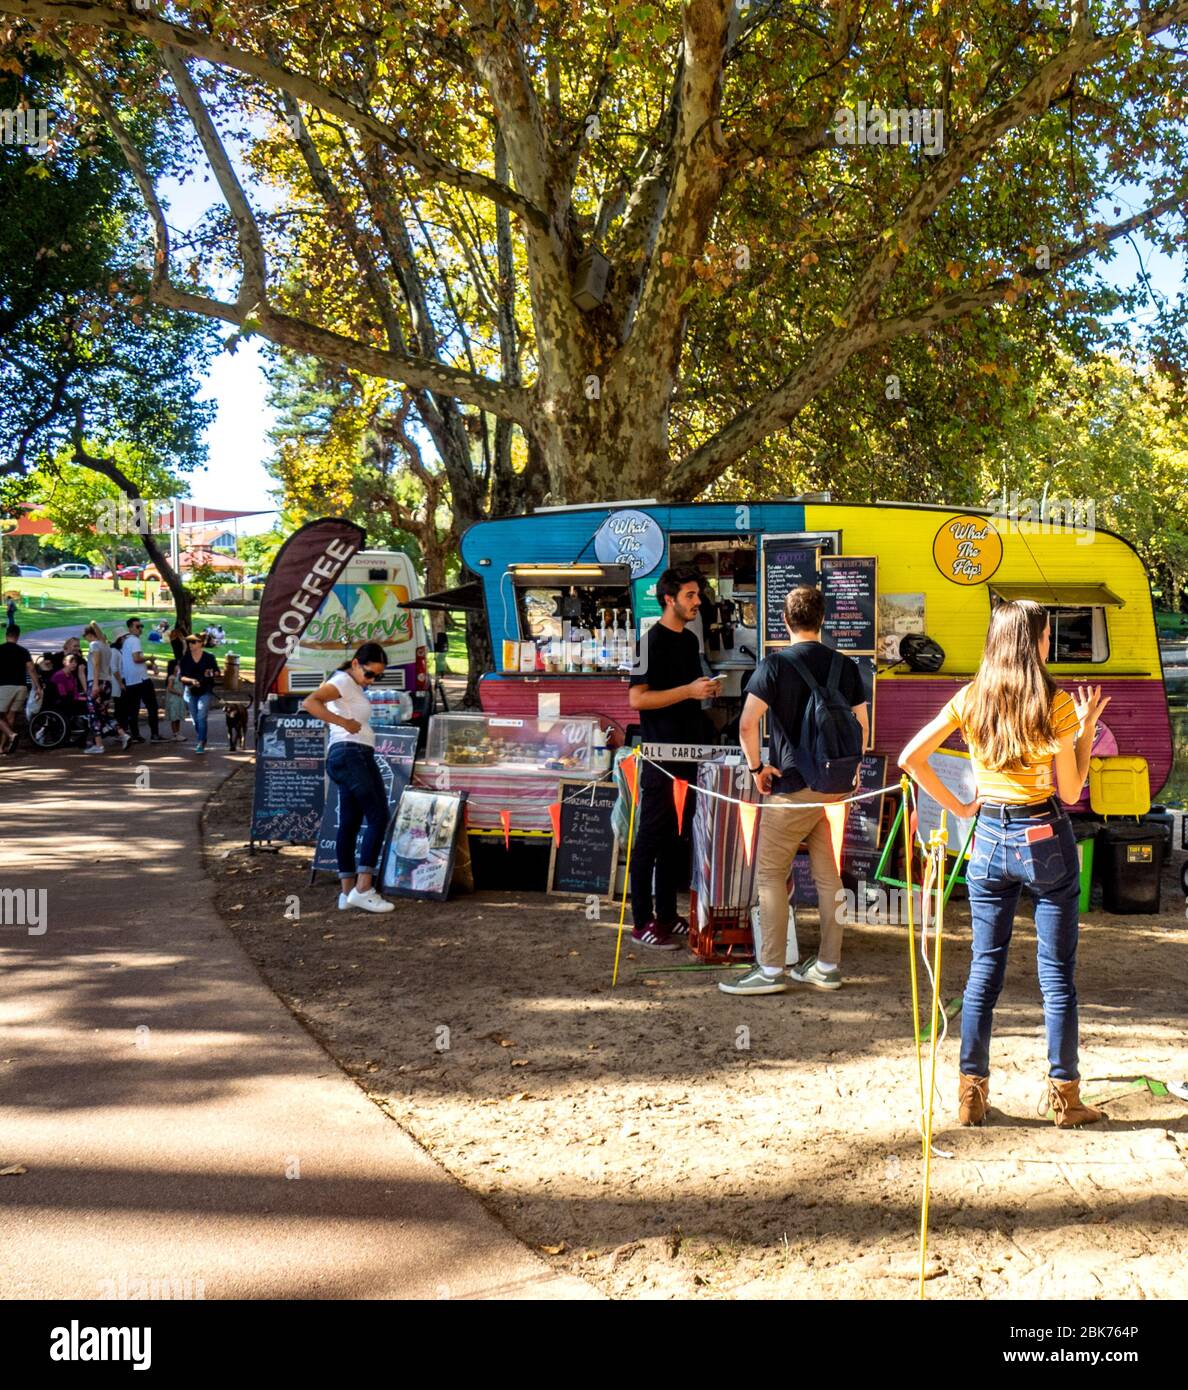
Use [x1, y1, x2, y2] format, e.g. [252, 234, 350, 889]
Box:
[622, 750, 639, 804]
[672, 778, 689, 834]
[548, 802, 562, 844]
[824, 802, 848, 872]
[500, 808, 511, 849]
[738, 802, 758, 865]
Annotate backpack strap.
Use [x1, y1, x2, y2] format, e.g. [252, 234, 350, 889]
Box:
[783, 651, 820, 692]
[825, 649, 843, 692]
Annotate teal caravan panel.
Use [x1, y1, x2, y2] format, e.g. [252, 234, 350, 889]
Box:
[460, 501, 807, 656]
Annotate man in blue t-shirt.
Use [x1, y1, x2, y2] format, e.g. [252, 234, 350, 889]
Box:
[721, 585, 868, 996]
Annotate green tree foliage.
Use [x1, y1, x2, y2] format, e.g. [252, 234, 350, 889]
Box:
[5, 0, 1186, 509]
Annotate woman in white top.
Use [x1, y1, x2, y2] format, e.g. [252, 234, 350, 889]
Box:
[301, 641, 395, 914]
[81, 622, 129, 753]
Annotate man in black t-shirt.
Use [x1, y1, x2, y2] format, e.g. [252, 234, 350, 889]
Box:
[720, 586, 869, 996]
[627, 567, 720, 949]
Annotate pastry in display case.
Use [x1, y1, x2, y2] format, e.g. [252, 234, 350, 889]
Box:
[426, 712, 603, 773]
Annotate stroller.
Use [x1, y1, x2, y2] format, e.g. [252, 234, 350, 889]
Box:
[26, 680, 92, 752]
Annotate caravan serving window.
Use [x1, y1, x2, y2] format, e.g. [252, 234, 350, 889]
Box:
[1047, 606, 1109, 663]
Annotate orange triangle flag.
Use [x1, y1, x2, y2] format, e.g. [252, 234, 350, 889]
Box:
[672, 778, 688, 834]
[499, 808, 511, 849]
[824, 802, 848, 873]
[548, 802, 562, 844]
[739, 802, 758, 865]
[622, 750, 639, 804]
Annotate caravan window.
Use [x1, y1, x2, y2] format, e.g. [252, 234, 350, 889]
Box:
[1047, 606, 1109, 663]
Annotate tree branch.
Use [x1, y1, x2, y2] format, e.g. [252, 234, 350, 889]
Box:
[0, 0, 549, 229]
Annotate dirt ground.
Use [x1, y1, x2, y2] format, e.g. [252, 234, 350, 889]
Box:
[203, 766, 1188, 1300]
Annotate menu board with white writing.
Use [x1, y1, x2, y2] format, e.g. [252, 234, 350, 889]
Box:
[548, 779, 619, 897]
[251, 713, 326, 845]
[762, 544, 821, 645]
[821, 555, 877, 653]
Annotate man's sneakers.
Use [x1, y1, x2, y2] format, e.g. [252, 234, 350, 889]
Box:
[718, 966, 789, 995]
[787, 955, 843, 990]
[346, 886, 395, 913]
[632, 922, 680, 951]
[337, 892, 351, 911]
[1167, 1080, 1188, 1102]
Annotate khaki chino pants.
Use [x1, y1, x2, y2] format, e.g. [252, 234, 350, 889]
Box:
[754, 787, 848, 970]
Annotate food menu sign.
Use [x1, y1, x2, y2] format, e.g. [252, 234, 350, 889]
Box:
[821, 556, 877, 652]
[761, 544, 822, 645]
[251, 712, 326, 846]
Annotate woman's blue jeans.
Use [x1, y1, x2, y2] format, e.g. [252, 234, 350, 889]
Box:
[961, 806, 1083, 1081]
[184, 689, 212, 744]
[326, 741, 389, 877]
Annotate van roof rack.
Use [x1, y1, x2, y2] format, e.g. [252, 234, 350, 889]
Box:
[531, 498, 658, 513]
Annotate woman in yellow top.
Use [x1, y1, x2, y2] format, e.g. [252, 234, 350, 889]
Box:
[899, 599, 1110, 1129]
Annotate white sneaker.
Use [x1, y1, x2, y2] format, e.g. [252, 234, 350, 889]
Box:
[346, 887, 395, 914]
[337, 892, 350, 911]
[84, 744, 105, 755]
[119, 732, 131, 750]
[1170, 1080, 1188, 1102]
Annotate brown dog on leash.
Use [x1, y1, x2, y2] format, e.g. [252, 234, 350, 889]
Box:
[225, 702, 248, 752]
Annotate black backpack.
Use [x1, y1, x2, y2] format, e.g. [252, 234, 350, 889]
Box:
[783, 650, 864, 792]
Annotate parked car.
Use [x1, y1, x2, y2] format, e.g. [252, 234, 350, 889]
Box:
[116, 565, 146, 580]
[14, 564, 43, 577]
[246, 574, 270, 585]
[41, 563, 92, 578]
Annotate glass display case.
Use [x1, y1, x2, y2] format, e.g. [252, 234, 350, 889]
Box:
[425, 712, 603, 773]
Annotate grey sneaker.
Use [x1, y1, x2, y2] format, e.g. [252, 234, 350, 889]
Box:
[788, 956, 842, 990]
[718, 966, 789, 995]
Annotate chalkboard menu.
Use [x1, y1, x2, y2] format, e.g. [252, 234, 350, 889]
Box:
[548, 778, 619, 897]
[821, 555, 877, 652]
[762, 544, 821, 645]
[251, 712, 326, 846]
[313, 725, 420, 875]
[843, 754, 888, 850]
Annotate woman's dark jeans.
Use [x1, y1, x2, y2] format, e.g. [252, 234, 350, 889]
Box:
[326, 741, 389, 877]
[961, 805, 1083, 1082]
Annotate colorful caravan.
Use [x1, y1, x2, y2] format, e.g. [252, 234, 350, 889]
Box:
[460, 500, 1174, 794]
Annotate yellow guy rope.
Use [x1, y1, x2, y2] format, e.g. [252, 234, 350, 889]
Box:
[918, 809, 948, 1299]
[611, 750, 640, 988]
[900, 775, 925, 1154]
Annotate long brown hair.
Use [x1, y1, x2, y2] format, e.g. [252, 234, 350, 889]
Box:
[962, 599, 1060, 771]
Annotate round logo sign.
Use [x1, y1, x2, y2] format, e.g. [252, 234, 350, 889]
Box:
[594, 509, 665, 578]
[933, 515, 1003, 586]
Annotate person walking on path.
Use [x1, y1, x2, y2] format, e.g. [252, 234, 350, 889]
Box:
[118, 616, 164, 743]
[627, 567, 720, 950]
[720, 585, 869, 996]
[81, 621, 127, 754]
[178, 634, 219, 753]
[163, 657, 188, 741]
[301, 641, 395, 914]
[899, 598, 1110, 1129]
[5, 594, 15, 626]
[0, 624, 40, 754]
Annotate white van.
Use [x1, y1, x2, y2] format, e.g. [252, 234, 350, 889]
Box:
[277, 549, 431, 721]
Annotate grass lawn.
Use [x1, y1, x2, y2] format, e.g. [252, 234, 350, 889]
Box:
[3, 576, 260, 672]
[5, 576, 474, 678]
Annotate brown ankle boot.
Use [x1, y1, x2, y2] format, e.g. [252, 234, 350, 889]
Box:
[1047, 1076, 1103, 1128]
[958, 1073, 990, 1125]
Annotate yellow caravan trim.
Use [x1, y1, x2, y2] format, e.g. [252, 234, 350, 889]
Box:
[802, 504, 1161, 679]
[990, 582, 1124, 607]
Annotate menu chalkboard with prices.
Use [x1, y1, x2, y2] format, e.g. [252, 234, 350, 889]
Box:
[821, 555, 877, 652]
[548, 779, 619, 897]
[313, 725, 420, 875]
[843, 755, 888, 850]
[251, 713, 326, 846]
[762, 545, 821, 645]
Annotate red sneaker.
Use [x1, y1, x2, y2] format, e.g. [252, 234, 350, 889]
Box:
[631, 922, 680, 951]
